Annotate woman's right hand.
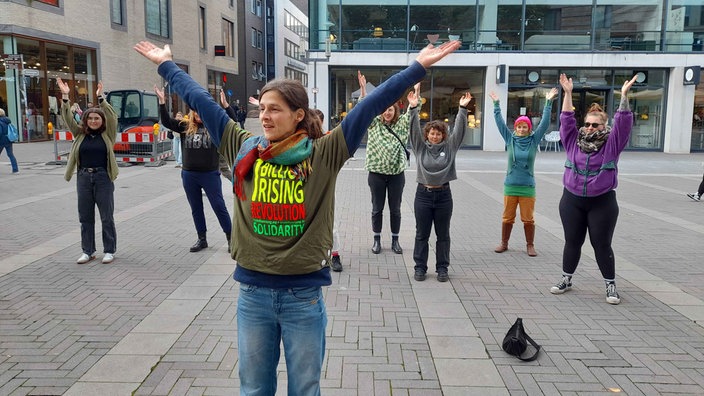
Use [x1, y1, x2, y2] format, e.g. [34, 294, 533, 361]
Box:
[407, 83, 420, 108]
[559, 73, 573, 93]
[489, 92, 499, 102]
[153, 85, 166, 104]
[134, 41, 174, 65]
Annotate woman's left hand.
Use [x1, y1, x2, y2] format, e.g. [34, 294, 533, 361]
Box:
[621, 75, 638, 96]
[545, 87, 558, 101]
[459, 92, 472, 107]
[134, 41, 173, 65]
[96, 81, 104, 98]
[219, 90, 228, 108]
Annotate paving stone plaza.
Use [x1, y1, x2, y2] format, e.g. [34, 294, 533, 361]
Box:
[2, 140, 704, 395]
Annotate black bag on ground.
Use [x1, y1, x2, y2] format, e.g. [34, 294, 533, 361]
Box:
[502, 317, 541, 361]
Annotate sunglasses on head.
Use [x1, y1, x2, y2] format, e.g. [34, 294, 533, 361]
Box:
[584, 122, 603, 128]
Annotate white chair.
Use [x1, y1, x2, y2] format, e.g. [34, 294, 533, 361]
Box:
[544, 131, 561, 152]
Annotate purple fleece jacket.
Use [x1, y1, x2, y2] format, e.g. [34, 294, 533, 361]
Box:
[560, 110, 633, 197]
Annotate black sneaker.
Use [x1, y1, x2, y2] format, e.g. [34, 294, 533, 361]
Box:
[686, 192, 701, 201]
[414, 270, 426, 281]
[436, 271, 449, 282]
[331, 255, 343, 272]
[550, 276, 572, 294]
[606, 283, 621, 305]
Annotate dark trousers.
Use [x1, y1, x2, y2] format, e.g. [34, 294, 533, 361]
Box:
[77, 168, 116, 254]
[182, 170, 232, 235]
[559, 188, 618, 279]
[413, 185, 453, 273]
[368, 172, 405, 234]
[697, 174, 704, 195]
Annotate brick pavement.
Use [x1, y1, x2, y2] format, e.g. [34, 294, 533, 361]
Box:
[1, 141, 704, 395]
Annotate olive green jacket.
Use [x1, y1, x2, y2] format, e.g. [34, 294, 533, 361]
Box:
[61, 98, 119, 181]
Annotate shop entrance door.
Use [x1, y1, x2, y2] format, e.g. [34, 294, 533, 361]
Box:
[569, 88, 609, 125]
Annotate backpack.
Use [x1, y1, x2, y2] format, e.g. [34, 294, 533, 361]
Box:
[7, 123, 19, 142]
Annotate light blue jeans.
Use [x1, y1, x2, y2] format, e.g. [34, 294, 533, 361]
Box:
[237, 284, 327, 396]
[172, 135, 182, 165]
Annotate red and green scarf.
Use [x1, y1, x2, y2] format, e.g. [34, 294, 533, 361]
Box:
[232, 130, 312, 200]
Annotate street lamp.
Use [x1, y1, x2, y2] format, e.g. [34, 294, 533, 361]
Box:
[301, 38, 331, 109]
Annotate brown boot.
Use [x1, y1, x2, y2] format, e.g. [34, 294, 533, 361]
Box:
[524, 223, 537, 257]
[494, 223, 512, 253]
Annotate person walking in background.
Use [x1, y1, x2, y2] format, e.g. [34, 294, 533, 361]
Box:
[154, 86, 232, 253]
[686, 174, 704, 201]
[551, 73, 638, 305]
[135, 38, 459, 396]
[358, 70, 411, 255]
[408, 85, 469, 282]
[314, 108, 343, 272]
[490, 87, 558, 257]
[58, 78, 118, 265]
[0, 108, 19, 174]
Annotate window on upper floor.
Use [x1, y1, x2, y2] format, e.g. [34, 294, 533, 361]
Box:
[251, 28, 258, 48]
[222, 18, 235, 57]
[252, 61, 259, 80]
[111, 0, 125, 26]
[199, 5, 206, 50]
[257, 30, 263, 49]
[146, 0, 170, 39]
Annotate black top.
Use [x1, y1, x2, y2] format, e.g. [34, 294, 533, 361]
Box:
[79, 132, 109, 169]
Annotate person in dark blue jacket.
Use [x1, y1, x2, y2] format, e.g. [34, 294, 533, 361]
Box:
[0, 108, 19, 174]
[135, 39, 459, 395]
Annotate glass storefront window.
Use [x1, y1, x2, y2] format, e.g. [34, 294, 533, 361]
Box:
[509, 67, 665, 150]
[666, 1, 704, 52]
[594, 2, 661, 51]
[16, 37, 43, 141]
[328, 66, 484, 147]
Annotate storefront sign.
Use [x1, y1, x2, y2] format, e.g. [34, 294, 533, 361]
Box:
[2, 54, 23, 70]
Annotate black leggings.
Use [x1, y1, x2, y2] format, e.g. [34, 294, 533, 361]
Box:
[697, 174, 704, 195]
[559, 189, 618, 279]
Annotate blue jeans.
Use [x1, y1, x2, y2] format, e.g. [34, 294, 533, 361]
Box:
[413, 184, 453, 273]
[237, 284, 327, 396]
[181, 170, 232, 235]
[0, 143, 18, 173]
[77, 168, 116, 254]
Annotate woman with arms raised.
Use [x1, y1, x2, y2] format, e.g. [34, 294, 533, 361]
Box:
[135, 39, 459, 395]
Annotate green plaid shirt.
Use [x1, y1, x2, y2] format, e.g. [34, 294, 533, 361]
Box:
[364, 110, 411, 175]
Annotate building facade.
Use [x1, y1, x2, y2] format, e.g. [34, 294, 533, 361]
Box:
[0, 0, 262, 142]
[307, 0, 704, 153]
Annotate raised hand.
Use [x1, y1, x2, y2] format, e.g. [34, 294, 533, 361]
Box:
[134, 41, 173, 65]
[415, 40, 461, 69]
[248, 96, 259, 107]
[219, 89, 228, 108]
[545, 87, 558, 101]
[489, 92, 499, 102]
[621, 75, 638, 96]
[407, 83, 420, 108]
[57, 78, 70, 96]
[459, 92, 472, 108]
[357, 70, 367, 97]
[559, 74, 573, 93]
[153, 85, 166, 104]
[96, 81, 104, 98]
